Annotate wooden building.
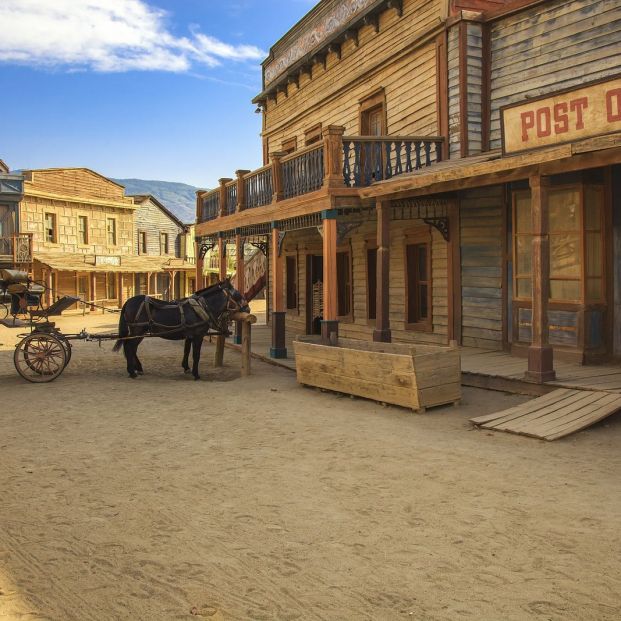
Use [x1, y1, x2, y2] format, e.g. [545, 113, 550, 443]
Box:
[131, 194, 196, 300]
[0, 161, 29, 272]
[195, 0, 621, 381]
[12, 168, 189, 310]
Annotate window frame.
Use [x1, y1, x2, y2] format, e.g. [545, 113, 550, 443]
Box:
[138, 230, 148, 255]
[159, 232, 169, 256]
[404, 227, 433, 332]
[281, 137, 297, 155]
[44, 212, 57, 244]
[304, 123, 323, 146]
[106, 217, 117, 247]
[77, 214, 89, 246]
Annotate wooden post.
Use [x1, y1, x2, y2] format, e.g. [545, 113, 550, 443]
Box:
[270, 151, 287, 202]
[526, 173, 555, 383]
[45, 269, 53, 307]
[147, 271, 152, 295]
[214, 237, 228, 367]
[219, 178, 232, 217]
[234, 234, 245, 344]
[241, 320, 251, 377]
[117, 273, 124, 307]
[270, 225, 287, 358]
[447, 199, 461, 344]
[90, 272, 97, 313]
[322, 125, 346, 189]
[236, 170, 250, 213]
[321, 212, 339, 344]
[373, 200, 391, 342]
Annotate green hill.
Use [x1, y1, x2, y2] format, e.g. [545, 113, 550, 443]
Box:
[111, 178, 206, 224]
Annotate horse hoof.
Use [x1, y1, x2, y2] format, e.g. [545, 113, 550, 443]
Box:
[184, 368, 191, 374]
[129, 374, 138, 379]
[137, 371, 144, 376]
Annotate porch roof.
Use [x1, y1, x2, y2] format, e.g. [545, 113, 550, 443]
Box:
[360, 132, 621, 200]
[34, 253, 195, 274]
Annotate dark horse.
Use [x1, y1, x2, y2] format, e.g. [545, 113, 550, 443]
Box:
[113, 280, 249, 380]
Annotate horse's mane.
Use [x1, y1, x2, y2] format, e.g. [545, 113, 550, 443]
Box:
[193, 280, 227, 297]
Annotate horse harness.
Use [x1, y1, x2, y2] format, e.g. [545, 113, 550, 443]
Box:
[128, 287, 238, 336]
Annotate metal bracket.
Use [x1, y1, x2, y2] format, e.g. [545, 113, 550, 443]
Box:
[337, 221, 363, 245]
[249, 241, 268, 256]
[199, 242, 216, 260]
[423, 217, 450, 242]
[316, 225, 323, 239]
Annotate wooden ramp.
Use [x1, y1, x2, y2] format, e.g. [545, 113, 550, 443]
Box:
[470, 388, 621, 441]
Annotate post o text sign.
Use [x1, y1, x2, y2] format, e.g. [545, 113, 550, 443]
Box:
[501, 76, 621, 155]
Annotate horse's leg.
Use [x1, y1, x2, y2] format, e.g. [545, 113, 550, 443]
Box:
[182, 338, 192, 374]
[124, 339, 138, 378]
[191, 335, 203, 381]
[134, 338, 145, 375]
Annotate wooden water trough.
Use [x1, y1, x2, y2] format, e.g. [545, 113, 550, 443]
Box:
[293, 336, 461, 413]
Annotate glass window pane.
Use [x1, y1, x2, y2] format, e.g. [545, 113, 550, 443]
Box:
[549, 188, 580, 231]
[550, 233, 581, 277]
[587, 278, 602, 301]
[516, 236, 531, 276]
[586, 231, 602, 278]
[515, 194, 531, 233]
[550, 279, 580, 301]
[517, 278, 531, 298]
[417, 244, 427, 281]
[584, 186, 603, 231]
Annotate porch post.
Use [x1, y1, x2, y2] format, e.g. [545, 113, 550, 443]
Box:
[45, 269, 53, 306]
[234, 233, 245, 345]
[322, 126, 346, 189]
[526, 173, 555, 383]
[373, 200, 391, 342]
[321, 210, 338, 344]
[118, 273, 125, 307]
[90, 272, 97, 310]
[270, 224, 287, 358]
[218, 237, 227, 281]
[195, 240, 204, 289]
[146, 271, 152, 295]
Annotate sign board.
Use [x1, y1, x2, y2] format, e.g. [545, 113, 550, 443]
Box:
[501, 75, 621, 155]
[95, 255, 121, 267]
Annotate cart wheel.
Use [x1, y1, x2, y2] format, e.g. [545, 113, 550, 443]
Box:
[14, 333, 68, 383]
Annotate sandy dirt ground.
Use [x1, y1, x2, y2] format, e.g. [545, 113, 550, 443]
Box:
[1, 313, 621, 620]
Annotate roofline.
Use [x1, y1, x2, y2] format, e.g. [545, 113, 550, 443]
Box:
[22, 167, 127, 190]
[129, 193, 188, 230]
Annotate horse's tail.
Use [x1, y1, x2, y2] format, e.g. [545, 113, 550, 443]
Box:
[113, 305, 128, 353]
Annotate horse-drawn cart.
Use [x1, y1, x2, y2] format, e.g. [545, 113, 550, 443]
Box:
[2, 269, 254, 383]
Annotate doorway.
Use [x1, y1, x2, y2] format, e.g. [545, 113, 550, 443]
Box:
[305, 254, 323, 335]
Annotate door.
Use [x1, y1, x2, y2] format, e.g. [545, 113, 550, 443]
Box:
[77, 274, 89, 310]
[305, 254, 323, 335]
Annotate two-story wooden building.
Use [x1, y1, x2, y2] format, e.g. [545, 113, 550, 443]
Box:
[0, 160, 29, 272]
[195, 0, 621, 382]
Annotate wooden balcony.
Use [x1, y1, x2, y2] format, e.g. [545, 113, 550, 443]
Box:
[0, 233, 34, 268]
[196, 126, 444, 232]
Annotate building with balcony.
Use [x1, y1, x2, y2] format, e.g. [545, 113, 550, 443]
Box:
[0, 161, 28, 272]
[195, 0, 621, 381]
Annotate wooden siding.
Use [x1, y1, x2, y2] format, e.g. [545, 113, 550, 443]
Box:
[460, 185, 505, 350]
[447, 25, 461, 157]
[465, 21, 484, 154]
[279, 218, 450, 345]
[263, 0, 443, 152]
[23, 169, 131, 204]
[489, 0, 621, 149]
[134, 197, 183, 257]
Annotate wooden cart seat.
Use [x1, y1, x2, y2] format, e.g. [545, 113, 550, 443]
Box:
[30, 296, 80, 318]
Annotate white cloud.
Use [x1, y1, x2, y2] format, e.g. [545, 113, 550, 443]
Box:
[0, 0, 265, 73]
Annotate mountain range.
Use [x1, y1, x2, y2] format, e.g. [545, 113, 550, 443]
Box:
[111, 178, 205, 224]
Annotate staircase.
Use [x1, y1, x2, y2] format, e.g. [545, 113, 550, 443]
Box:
[231, 246, 266, 302]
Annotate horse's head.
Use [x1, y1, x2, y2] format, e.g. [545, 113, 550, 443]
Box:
[222, 278, 250, 313]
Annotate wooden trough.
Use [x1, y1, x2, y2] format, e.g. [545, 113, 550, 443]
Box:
[293, 336, 461, 413]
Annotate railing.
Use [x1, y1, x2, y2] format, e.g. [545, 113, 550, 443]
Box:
[195, 127, 445, 224]
[225, 180, 238, 216]
[342, 136, 444, 188]
[0, 233, 34, 264]
[201, 190, 220, 222]
[282, 144, 324, 199]
[244, 166, 273, 209]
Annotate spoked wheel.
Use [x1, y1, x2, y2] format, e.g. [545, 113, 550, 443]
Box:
[14, 333, 68, 383]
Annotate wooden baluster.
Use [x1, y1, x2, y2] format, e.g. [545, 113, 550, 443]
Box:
[342, 140, 351, 187]
[405, 141, 413, 172]
[364, 142, 372, 185]
[353, 141, 362, 187]
[374, 141, 383, 180]
[384, 141, 393, 179]
[270, 151, 285, 202]
[237, 170, 249, 212]
[435, 140, 444, 163]
[424, 140, 432, 167]
[219, 178, 232, 218]
[395, 140, 403, 176]
[322, 125, 346, 189]
[415, 141, 422, 169]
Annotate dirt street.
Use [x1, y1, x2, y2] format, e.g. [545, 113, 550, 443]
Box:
[1, 314, 620, 620]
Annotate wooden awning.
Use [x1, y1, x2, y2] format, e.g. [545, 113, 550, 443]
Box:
[34, 253, 196, 273]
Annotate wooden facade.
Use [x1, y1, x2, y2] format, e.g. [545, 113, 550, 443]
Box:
[195, 0, 621, 381]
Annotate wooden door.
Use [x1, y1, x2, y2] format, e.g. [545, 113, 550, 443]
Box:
[360, 105, 385, 181]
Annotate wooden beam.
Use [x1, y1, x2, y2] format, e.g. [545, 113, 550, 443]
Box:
[373, 200, 391, 342]
[526, 173, 555, 383]
[448, 198, 461, 343]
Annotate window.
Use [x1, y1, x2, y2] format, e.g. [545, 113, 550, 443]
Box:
[406, 239, 431, 326]
[78, 216, 88, 245]
[360, 90, 386, 136]
[282, 137, 297, 155]
[45, 212, 56, 243]
[513, 191, 532, 300]
[106, 273, 116, 299]
[106, 218, 117, 246]
[286, 255, 297, 310]
[367, 246, 377, 320]
[139, 231, 147, 254]
[160, 232, 168, 255]
[336, 251, 352, 317]
[304, 124, 322, 146]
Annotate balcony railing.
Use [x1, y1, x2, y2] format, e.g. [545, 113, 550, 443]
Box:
[196, 127, 444, 224]
[342, 136, 444, 188]
[0, 233, 34, 265]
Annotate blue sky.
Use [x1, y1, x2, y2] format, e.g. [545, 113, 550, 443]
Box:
[0, 0, 315, 188]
